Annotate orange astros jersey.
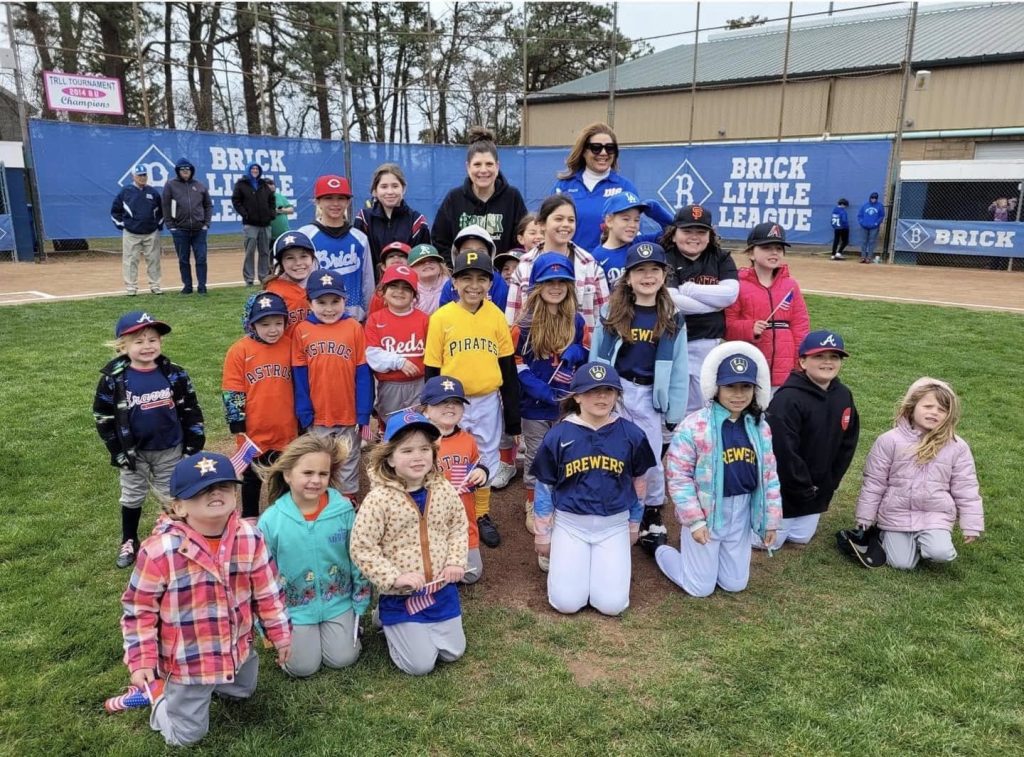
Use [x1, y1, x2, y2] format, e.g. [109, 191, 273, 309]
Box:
[265, 277, 310, 336]
[438, 428, 481, 549]
[424, 301, 513, 397]
[292, 318, 366, 427]
[222, 336, 296, 452]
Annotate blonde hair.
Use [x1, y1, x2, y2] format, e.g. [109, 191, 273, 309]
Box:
[366, 427, 441, 488]
[106, 326, 164, 355]
[896, 377, 961, 463]
[256, 434, 351, 504]
[518, 284, 578, 359]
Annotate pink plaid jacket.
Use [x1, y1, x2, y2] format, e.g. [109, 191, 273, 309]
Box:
[505, 244, 610, 338]
[121, 512, 291, 685]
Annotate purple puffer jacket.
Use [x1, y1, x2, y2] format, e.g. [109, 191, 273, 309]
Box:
[855, 418, 983, 536]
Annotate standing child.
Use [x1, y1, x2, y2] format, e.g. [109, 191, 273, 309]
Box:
[439, 225, 509, 312]
[119, 452, 291, 747]
[494, 244, 526, 485]
[365, 265, 429, 421]
[855, 377, 983, 570]
[659, 343, 782, 597]
[257, 435, 371, 677]
[591, 192, 673, 287]
[407, 243, 450, 316]
[512, 253, 588, 541]
[350, 412, 469, 676]
[420, 376, 488, 582]
[724, 223, 810, 392]
[531, 363, 656, 615]
[366, 241, 413, 315]
[765, 330, 859, 548]
[222, 291, 296, 520]
[425, 250, 521, 548]
[590, 242, 689, 558]
[94, 311, 205, 568]
[515, 213, 545, 254]
[830, 198, 850, 260]
[263, 231, 318, 333]
[292, 270, 373, 501]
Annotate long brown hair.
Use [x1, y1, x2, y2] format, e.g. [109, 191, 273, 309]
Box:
[366, 427, 442, 488]
[601, 268, 677, 341]
[658, 224, 720, 255]
[256, 434, 350, 504]
[896, 378, 961, 463]
[370, 162, 407, 192]
[465, 126, 498, 163]
[518, 284, 578, 359]
[557, 122, 621, 179]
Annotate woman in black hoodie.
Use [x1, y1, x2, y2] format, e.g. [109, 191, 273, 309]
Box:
[432, 126, 528, 266]
[353, 162, 431, 279]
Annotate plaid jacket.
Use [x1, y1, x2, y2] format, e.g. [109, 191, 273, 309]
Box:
[504, 244, 610, 339]
[121, 512, 291, 685]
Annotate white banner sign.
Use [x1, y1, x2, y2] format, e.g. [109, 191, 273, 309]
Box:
[43, 71, 125, 116]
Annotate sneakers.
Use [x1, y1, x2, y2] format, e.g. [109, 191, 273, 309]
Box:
[831, 253, 844, 260]
[180, 287, 193, 295]
[873, 255, 882, 264]
[104, 679, 164, 713]
[116, 539, 137, 569]
[150, 288, 163, 295]
[859, 258, 869, 264]
[490, 461, 517, 490]
[477, 514, 501, 548]
[537, 555, 550, 572]
[638, 506, 668, 557]
[524, 501, 535, 534]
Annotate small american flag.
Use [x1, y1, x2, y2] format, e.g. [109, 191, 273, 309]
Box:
[548, 359, 574, 385]
[405, 577, 445, 615]
[776, 290, 794, 312]
[447, 458, 479, 494]
[229, 435, 262, 476]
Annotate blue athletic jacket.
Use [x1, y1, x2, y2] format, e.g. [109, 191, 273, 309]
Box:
[551, 170, 640, 252]
[111, 184, 164, 235]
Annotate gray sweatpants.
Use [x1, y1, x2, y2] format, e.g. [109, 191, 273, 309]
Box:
[119, 445, 182, 510]
[241, 224, 271, 284]
[311, 425, 360, 495]
[283, 610, 361, 678]
[122, 230, 162, 293]
[376, 379, 425, 422]
[882, 529, 957, 570]
[686, 338, 721, 415]
[383, 616, 466, 676]
[150, 652, 259, 747]
[521, 418, 553, 490]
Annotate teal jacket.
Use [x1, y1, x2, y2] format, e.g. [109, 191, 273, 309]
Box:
[590, 307, 689, 424]
[258, 488, 371, 624]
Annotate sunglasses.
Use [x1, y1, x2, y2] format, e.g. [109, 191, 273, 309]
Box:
[586, 142, 618, 155]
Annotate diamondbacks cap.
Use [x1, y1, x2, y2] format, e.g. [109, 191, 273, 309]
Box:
[746, 222, 791, 248]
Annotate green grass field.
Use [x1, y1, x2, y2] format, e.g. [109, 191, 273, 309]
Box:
[1, 291, 1022, 755]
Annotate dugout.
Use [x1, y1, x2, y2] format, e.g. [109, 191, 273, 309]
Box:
[894, 160, 1024, 271]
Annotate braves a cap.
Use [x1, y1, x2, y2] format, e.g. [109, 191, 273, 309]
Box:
[602, 191, 648, 217]
[421, 375, 470, 406]
[132, 163, 148, 176]
[380, 241, 412, 263]
[246, 292, 289, 325]
[799, 330, 849, 357]
[746, 222, 791, 248]
[314, 175, 352, 199]
[170, 452, 243, 499]
[836, 525, 886, 568]
[530, 252, 575, 286]
[115, 311, 171, 338]
[570, 362, 623, 394]
[273, 230, 316, 261]
[380, 264, 418, 293]
[382, 409, 442, 443]
[673, 204, 714, 230]
[452, 249, 494, 278]
[408, 244, 444, 267]
[625, 241, 667, 271]
[494, 247, 524, 269]
[306, 270, 348, 300]
[453, 224, 497, 257]
[717, 353, 758, 386]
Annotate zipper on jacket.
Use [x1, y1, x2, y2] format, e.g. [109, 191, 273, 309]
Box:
[406, 491, 434, 582]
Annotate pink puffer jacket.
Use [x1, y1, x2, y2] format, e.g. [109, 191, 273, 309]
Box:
[855, 418, 983, 536]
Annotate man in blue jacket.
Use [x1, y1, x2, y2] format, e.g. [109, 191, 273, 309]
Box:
[856, 192, 885, 263]
[111, 164, 164, 295]
[830, 198, 849, 261]
[161, 157, 213, 294]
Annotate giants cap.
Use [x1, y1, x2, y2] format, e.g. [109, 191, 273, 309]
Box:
[673, 204, 714, 230]
[314, 175, 352, 199]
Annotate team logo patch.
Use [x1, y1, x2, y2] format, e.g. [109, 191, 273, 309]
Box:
[441, 379, 456, 392]
[320, 273, 334, 285]
[194, 457, 218, 475]
[403, 411, 420, 424]
[769, 224, 783, 239]
[283, 234, 296, 245]
[841, 407, 852, 431]
[257, 296, 272, 309]
[136, 313, 154, 324]
[636, 243, 654, 258]
[624, 192, 639, 203]
[691, 205, 704, 219]
[327, 178, 342, 189]
[589, 365, 607, 381]
[394, 265, 412, 275]
[820, 334, 838, 348]
[730, 356, 748, 374]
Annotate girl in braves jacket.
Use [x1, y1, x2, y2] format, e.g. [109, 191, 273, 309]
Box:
[724, 223, 809, 389]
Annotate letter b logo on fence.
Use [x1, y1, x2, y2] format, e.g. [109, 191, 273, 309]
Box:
[658, 159, 713, 210]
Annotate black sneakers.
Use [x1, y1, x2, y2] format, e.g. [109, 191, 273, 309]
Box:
[638, 506, 668, 557]
[477, 514, 501, 548]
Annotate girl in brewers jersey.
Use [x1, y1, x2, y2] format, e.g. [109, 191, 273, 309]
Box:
[531, 363, 656, 616]
[512, 252, 588, 551]
[590, 242, 688, 561]
[661, 204, 739, 415]
[262, 230, 318, 335]
[659, 342, 782, 598]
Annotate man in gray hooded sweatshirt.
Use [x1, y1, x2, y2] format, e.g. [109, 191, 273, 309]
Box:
[231, 162, 276, 285]
[162, 157, 213, 294]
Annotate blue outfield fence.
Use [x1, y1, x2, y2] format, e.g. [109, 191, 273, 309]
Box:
[895, 218, 1024, 257]
[28, 119, 891, 245]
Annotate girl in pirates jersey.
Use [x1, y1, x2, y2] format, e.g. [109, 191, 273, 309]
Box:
[531, 363, 656, 616]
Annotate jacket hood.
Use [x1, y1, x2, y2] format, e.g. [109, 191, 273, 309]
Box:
[778, 368, 835, 397]
[901, 376, 953, 407]
[174, 157, 196, 179]
[247, 163, 262, 179]
[700, 340, 771, 409]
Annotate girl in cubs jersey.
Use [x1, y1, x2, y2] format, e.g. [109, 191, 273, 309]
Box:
[531, 363, 655, 616]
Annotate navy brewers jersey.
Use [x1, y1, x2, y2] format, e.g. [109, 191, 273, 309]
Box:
[531, 416, 656, 518]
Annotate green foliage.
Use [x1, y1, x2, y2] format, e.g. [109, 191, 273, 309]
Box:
[0, 290, 1022, 754]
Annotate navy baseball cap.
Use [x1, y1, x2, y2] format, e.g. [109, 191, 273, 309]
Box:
[274, 230, 316, 261]
[383, 409, 442, 443]
[452, 249, 493, 278]
[746, 222, 790, 248]
[673, 204, 714, 230]
[717, 353, 758, 386]
[115, 311, 171, 338]
[570, 362, 623, 394]
[602, 191, 648, 217]
[625, 241, 667, 271]
[170, 452, 242, 499]
[246, 292, 289, 325]
[421, 376, 470, 406]
[530, 252, 575, 285]
[133, 164, 148, 176]
[799, 330, 849, 357]
[306, 270, 347, 300]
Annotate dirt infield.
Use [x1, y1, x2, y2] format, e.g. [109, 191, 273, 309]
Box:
[1, 248, 1021, 311]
